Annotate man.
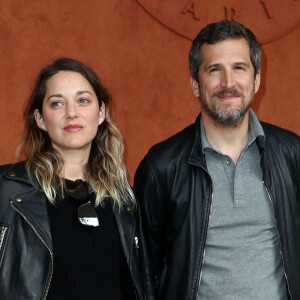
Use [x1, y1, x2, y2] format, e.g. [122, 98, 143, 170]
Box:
[134, 20, 300, 300]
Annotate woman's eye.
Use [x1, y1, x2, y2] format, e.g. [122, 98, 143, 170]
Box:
[51, 101, 63, 108]
[78, 98, 89, 104]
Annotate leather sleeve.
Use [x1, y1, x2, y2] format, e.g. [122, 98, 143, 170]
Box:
[134, 156, 167, 300]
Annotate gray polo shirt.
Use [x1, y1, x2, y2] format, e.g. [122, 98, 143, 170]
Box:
[198, 109, 287, 300]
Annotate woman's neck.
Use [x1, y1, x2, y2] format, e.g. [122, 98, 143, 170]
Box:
[57, 148, 90, 181]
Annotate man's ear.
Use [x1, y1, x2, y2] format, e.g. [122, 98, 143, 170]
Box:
[34, 109, 47, 131]
[190, 77, 200, 98]
[254, 69, 261, 94]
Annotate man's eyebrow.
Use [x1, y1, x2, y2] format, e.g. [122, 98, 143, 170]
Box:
[205, 63, 222, 70]
[206, 62, 251, 70]
[234, 62, 250, 67]
[207, 63, 221, 68]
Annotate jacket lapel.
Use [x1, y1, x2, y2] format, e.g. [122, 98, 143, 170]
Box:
[6, 162, 52, 251]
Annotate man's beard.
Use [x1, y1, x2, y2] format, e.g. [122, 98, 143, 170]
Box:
[200, 87, 254, 127]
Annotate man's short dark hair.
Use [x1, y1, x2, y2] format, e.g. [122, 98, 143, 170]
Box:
[189, 20, 261, 81]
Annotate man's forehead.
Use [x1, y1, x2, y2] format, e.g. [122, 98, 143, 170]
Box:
[200, 38, 251, 64]
[201, 37, 249, 51]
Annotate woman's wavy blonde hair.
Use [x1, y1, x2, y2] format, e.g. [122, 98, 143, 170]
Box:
[18, 58, 134, 208]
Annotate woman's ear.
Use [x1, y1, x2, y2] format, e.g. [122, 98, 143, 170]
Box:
[98, 103, 106, 125]
[34, 109, 47, 131]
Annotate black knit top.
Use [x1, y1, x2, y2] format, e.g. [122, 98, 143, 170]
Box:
[46, 180, 135, 299]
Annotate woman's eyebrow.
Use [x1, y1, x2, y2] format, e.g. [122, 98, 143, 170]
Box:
[47, 90, 93, 101]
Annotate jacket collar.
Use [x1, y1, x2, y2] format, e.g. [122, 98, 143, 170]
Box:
[188, 114, 267, 167]
[6, 161, 52, 251]
[188, 114, 207, 169]
[187, 114, 271, 197]
[5, 161, 38, 187]
[5, 161, 137, 255]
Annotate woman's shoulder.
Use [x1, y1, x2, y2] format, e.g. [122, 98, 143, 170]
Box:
[0, 161, 27, 178]
[0, 162, 28, 212]
[0, 161, 34, 189]
[0, 162, 36, 208]
[0, 163, 14, 173]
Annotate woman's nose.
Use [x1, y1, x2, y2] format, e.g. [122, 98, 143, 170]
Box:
[65, 102, 79, 119]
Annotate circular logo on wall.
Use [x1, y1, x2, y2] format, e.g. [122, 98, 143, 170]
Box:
[136, 0, 300, 44]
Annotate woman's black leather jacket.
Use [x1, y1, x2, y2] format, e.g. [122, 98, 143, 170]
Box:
[0, 162, 144, 299]
[134, 115, 300, 300]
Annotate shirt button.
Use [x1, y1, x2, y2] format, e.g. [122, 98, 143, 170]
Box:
[226, 160, 231, 165]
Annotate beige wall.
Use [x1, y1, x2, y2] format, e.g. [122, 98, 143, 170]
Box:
[0, 0, 299, 183]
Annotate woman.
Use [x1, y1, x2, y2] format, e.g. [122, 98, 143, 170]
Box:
[0, 58, 144, 299]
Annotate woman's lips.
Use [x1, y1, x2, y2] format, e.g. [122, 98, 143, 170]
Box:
[63, 124, 83, 132]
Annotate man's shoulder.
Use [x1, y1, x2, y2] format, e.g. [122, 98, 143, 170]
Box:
[145, 121, 197, 164]
[135, 120, 199, 189]
[261, 122, 300, 164]
[261, 122, 300, 145]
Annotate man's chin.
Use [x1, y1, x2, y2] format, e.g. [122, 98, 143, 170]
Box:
[207, 107, 248, 127]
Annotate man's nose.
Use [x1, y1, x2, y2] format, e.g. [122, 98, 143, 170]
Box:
[221, 70, 236, 88]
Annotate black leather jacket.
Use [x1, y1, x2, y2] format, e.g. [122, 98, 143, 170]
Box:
[0, 162, 144, 299]
[134, 115, 300, 300]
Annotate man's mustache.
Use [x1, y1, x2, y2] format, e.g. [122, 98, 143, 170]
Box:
[213, 88, 243, 98]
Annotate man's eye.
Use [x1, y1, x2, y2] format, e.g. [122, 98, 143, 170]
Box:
[209, 67, 219, 73]
[235, 66, 245, 71]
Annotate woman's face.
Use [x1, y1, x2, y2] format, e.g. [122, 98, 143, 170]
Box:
[34, 71, 105, 156]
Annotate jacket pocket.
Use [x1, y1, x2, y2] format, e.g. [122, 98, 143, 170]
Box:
[0, 224, 10, 268]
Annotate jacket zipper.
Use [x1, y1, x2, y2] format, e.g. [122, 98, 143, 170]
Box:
[262, 181, 292, 300]
[10, 201, 53, 300]
[132, 283, 140, 300]
[132, 235, 140, 300]
[189, 162, 213, 300]
[191, 148, 292, 300]
[130, 217, 141, 300]
[0, 225, 8, 253]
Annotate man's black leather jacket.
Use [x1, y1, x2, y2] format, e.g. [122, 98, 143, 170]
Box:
[134, 115, 300, 300]
[0, 162, 144, 299]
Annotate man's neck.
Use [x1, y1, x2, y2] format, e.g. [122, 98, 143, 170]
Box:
[202, 112, 250, 164]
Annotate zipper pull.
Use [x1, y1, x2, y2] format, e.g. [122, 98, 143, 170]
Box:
[134, 236, 139, 248]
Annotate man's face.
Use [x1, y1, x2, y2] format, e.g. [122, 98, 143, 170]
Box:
[191, 38, 260, 127]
